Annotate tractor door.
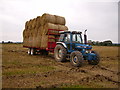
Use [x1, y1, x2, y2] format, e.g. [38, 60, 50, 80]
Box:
[72, 34, 76, 50]
[72, 33, 83, 50]
[64, 33, 71, 50]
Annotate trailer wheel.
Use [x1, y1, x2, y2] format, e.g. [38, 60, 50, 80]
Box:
[28, 48, 31, 55]
[54, 44, 67, 62]
[70, 51, 83, 67]
[31, 48, 36, 55]
[88, 51, 100, 65]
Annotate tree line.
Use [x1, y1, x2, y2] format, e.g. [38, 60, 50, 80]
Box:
[88, 40, 120, 46]
[1, 40, 120, 46]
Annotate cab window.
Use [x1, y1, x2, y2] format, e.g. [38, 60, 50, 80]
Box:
[64, 34, 70, 43]
[72, 34, 83, 43]
[59, 34, 64, 42]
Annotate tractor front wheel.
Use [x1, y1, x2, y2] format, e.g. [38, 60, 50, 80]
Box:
[70, 51, 83, 67]
[88, 51, 100, 65]
[54, 44, 67, 62]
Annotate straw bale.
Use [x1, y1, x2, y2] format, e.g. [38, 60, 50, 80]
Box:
[55, 15, 65, 25]
[23, 29, 26, 38]
[36, 34, 42, 48]
[58, 25, 68, 30]
[41, 13, 56, 25]
[25, 21, 28, 29]
[37, 26, 43, 36]
[43, 23, 59, 34]
[28, 19, 32, 29]
[40, 35, 55, 49]
[36, 16, 41, 29]
[32, 18, 36, 29]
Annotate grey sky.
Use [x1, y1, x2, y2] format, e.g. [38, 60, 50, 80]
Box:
[0, 0, 119, 43]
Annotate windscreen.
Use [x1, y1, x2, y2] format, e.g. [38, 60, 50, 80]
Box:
[72, 34, 83, 43]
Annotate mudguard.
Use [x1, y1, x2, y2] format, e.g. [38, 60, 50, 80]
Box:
[56, 42, 67, 48]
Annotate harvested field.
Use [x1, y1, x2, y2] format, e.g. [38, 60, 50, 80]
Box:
[2, 44, 120, 88]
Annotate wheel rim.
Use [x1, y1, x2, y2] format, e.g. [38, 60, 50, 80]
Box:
[31, 49, 33, 55]
[28, 49, 31, 55]
[56, 49, 62, 59]
[58, 49, 62, 58]
[72, 56, 78, 64]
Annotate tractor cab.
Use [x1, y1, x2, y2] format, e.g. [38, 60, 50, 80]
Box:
[57, 31, 92, 53]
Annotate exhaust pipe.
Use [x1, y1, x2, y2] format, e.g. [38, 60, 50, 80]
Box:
[84, 29, 87, 44]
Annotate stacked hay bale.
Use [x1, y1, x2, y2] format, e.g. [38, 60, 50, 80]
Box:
[23, 13, 68, 49]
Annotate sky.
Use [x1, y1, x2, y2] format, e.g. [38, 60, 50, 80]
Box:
[0, 0, 119, 43]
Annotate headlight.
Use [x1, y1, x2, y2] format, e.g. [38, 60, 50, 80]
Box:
[77, 46, 82, 48]
[86, 49, 91, 53]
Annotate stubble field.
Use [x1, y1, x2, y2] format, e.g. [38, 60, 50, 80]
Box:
[2, 44, 120, 88]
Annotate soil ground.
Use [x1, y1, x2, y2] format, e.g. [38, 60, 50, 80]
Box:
[2, 44, 120, 88]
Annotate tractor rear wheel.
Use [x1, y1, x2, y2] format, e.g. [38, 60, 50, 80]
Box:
[70, 51, 83, 67]
[54, 44, 67, 62]
[88, 51, 100, 65]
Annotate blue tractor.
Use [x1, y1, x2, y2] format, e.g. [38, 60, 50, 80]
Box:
[54, 30, 100, 67]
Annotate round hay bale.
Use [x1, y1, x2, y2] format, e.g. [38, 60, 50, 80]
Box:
[40, 35, 55, 49]
[32, 18, 36, 29]
[28, 19, 33, 29]
[25, 38, 29, 46]
[36, 34, 42, 48]
[34, 28, 38, 36]
[25, 21, 29, 29]
[41, 13, 56, 25]
[23, 29, 26, 38]
[36, 16, 41, 28]
[29, 36, 33, 47]
[43, 23, 59, 34]
[25, 30, 30, 38]
[58, 25, 68, 30]
[32, 35, 36, 47]
[55, 15, 66, 25]
[37, 26, 43, 35]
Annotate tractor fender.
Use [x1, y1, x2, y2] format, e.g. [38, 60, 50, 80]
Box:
[56, 42, 67, 48]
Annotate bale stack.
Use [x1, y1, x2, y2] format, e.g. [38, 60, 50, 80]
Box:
[23, 13, 68, 49]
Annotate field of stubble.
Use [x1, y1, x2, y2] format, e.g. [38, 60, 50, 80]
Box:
[2, 44, 120, 88]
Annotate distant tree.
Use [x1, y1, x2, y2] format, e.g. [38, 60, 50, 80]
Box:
[8, 41, 13, 43]
[95, 41, 100, 45]
[103, 40, 112, 46]
[88, 40, 92, 45]
[87, 40, 114, 46]
[2, 41, 4, 43]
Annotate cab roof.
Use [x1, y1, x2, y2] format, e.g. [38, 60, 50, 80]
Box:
[60, 31, 82, 34]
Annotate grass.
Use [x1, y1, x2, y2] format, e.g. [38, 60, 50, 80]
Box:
[3, 65, 55, 76]
[93, 46, 119, 57]
[61, 84, 88, 88]
[2, 44, 55, 76]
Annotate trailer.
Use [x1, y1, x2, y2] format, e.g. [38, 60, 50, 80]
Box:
[23, 29, 64, 55]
